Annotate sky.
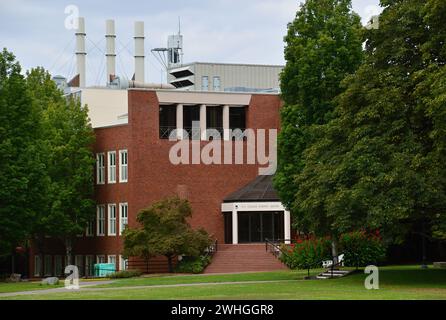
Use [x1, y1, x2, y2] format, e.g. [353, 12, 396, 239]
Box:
[0, 0, 382, 85]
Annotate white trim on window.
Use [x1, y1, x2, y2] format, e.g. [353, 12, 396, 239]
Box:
[75, 255, 84, 276]
[97, 205, 105, 236]
[96, 255, 106, 264]
[96, 153, 105, 184]
[86, 218, 94, 237]
[108, 151, 117, 184]
[119, 202, 128, 235]
[44, 255, 52, 276]
[108, 255, 117, 269]
[85, 255, 94, 277]
[34, 255, 42, 277]
[108, 204, 117, 236]
[119, 150, 128, 183]
[119, 255, 128, 271]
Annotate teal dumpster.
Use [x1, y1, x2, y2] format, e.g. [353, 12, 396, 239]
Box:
[94, 263, 116, 277]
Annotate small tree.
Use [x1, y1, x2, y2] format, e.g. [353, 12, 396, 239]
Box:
[123, 197, 212, 273]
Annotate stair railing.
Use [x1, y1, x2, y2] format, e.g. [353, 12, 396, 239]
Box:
[265, 238, 293, 259]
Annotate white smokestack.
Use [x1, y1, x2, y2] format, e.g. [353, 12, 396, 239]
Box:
[134, 21, 145, 83]
[75, 17, 86, 88]
[105, 19, 116, 84]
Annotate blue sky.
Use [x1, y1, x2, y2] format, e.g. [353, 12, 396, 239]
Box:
[0, 0, 382, 85]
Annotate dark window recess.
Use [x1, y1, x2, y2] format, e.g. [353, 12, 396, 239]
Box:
[229, 107, 247, 140]
[159, 105, 177, 139]
[238, 211, 284, 243]
[223, 212, 233, 244]
[206, 106, 223, 139]
[183, 105, 200, 140]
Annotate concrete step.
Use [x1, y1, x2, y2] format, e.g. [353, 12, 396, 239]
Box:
[204, 244, 288, 274]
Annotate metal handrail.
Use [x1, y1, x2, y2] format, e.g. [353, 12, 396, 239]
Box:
[204, 239, 218, 258]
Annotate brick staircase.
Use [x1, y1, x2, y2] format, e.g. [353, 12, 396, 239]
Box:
[204, 244, 288, 274]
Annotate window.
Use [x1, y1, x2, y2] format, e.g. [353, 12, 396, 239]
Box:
[44, 255, 52, 276]
[201, 76, 209, 91]
[97, 205, 105, 236]
[119, 203, 128, 235]
[86, 218, 94, 237]
[183, 105, 200, 140]
[119, 150, 128, 182]
[229, 107, 246, 131]
[108, 151, 116, 183]
[213, 76, 221, 91]
[159, 106, 177, 139]
[206, 106, 223, 139]
[108, 204, 117, 236]
[75, 255, 84, 277]
[34, 255, 42, 277]
[85, 255, 94, 277]
[96, 153, 105, 184]
[54, 255, 63, 276]
[96, 255, 106, 264]
[119, 255, 128, 271]
[108, 255, 117, 266]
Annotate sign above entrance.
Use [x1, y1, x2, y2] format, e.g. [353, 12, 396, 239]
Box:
[221, 201, 285, 212]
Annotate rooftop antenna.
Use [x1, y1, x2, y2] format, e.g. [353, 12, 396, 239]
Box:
[151, 17, 183, 70]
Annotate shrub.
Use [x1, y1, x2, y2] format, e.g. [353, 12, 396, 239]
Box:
[280, 236, 331, 270]
[107, 270, 143, 279]
[175, 255, 211, 274]
[339, 230, 386, 268]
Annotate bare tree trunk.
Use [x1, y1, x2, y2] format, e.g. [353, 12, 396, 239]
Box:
[65, 238, 73, 266]
[167, 255, 174, 273]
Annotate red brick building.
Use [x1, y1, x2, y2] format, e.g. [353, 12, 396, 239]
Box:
[29, 88, 289, 277]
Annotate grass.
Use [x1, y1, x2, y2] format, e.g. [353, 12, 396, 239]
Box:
[0, 281, 64, 293]
[1, 265, 445, 300]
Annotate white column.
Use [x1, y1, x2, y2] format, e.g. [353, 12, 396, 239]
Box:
[75, 17, 86, 88]
[134, 21, 145, 83]
[284, 210, 291, 244]
[223, 105, 230, 141]
[176, 104, 183, 139]
[105, 20, 116, 84]
[200, 104, 207, 141]
[232, 209, 238, 244]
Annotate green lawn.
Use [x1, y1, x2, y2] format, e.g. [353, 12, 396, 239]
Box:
[0, 281, 64, 293]
[1, 265, 445, 300]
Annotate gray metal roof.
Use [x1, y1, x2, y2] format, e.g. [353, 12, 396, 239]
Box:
[223, 175, 280, 203]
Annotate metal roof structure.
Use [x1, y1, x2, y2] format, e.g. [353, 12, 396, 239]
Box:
[223, 175, 279, 203]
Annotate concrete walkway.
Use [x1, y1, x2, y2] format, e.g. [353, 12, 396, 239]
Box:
[0, 279, 298, 298]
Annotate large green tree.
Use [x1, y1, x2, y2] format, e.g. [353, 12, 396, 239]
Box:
[123, 197, 212, 273]
[26, 67, 96, 265]
[0, 49, 46, 257]
[293, 0, 446, 246]
[274, 0, 363, 211]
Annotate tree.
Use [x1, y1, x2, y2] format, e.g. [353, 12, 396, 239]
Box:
[25, 67, 96, 265]
[123, 197, 212, 273]
[293, 0, 446, 248]
[274, 0, 363, 211]
[0, 49, 46, 260]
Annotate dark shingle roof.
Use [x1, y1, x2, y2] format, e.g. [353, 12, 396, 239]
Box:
[223, 175, 279, 203]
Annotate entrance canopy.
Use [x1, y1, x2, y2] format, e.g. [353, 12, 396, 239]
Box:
[221, 175, 290, 244]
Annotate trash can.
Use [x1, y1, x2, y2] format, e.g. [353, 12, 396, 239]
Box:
[94, 263, 116, 277]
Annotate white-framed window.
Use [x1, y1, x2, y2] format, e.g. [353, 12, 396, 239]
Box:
[108, 151, 117, 183]
[119, 255, 128, 271]
[86, 218, 94, 237]
[119, 150, 128, 183]
[119, 203, 128, 235]
[108, 204, 117, 236]
[75, 255, 84, 276]
[108, 255, 117, 267]
[96, 153, 105, 184]
[96, 255, 106, 264]
[213, 76, 221, 91]
[85, 255, 94, 277]
[44, 255, 52, 276]
[97, 205, 105, 236]
[201, 76, 209, 91]
[34, 255, 42, 277]
[54, 255, 63, 276]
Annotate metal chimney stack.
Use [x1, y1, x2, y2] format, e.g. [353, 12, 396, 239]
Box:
[75, 17, 86, 88]
[134, 21, 145, 83]
[105, 20, 116, 84]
